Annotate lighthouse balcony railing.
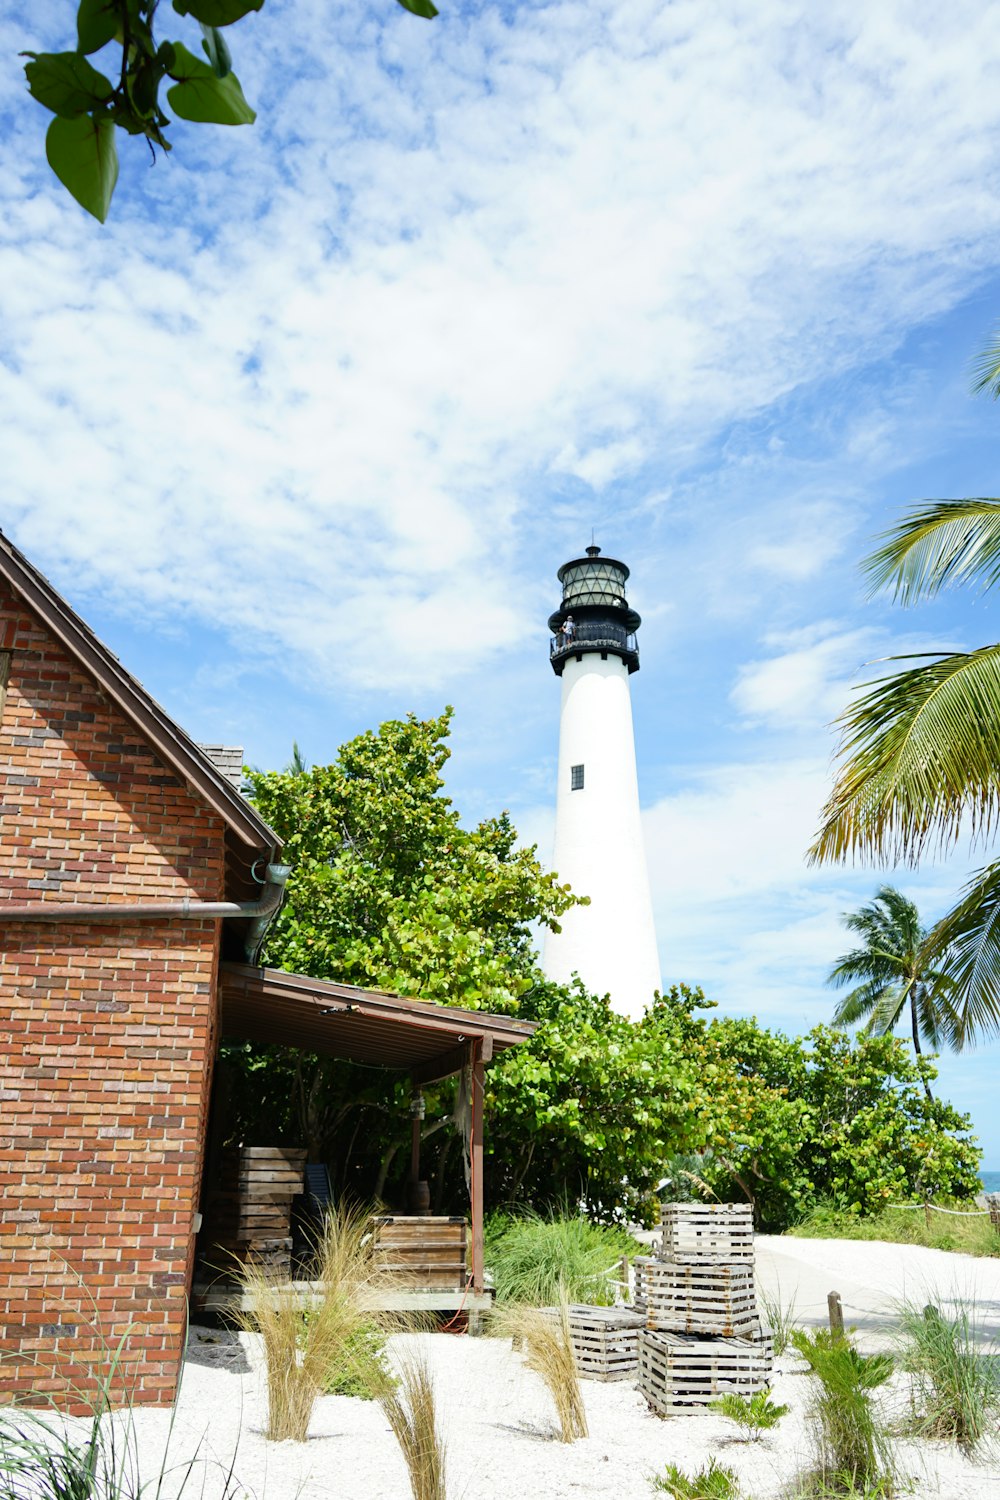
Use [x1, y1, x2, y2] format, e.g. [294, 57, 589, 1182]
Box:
[550, 623, 638, 659]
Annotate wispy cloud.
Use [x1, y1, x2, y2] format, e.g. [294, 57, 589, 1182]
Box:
[4, 1, 1000, 691]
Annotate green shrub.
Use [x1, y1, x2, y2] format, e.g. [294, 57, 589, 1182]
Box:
[484, 1211, 639, 1306]
[791, 1329, 895, 1495]
[709, 1389, 789, 1441]
[323, 1321, 396, 1400]
[895, 1298, 999, 1448]
[652, 1458, 742, 1498]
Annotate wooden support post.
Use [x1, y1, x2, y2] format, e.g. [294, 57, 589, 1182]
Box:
[924, 1200, 933, 1233]
[410, 1112, 421, 1183]
[987, 1194, 1000, 1235]
[827, 1290, 844, 1339]
[471, 1040, 485, 1298]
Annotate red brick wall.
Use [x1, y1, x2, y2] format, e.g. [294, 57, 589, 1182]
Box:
[0, 587, 226, 1406]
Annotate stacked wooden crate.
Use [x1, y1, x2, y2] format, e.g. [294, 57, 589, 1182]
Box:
[534, 1304, 646, 1382]
[205, 1146, 306, 1279]
[371, 1215, 468, 1290]
[635, 1203, 773, 1413]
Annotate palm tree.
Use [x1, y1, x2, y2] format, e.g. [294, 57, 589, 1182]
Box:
[827, 886, 954, 1096]
[810, 497, 1000, 1050]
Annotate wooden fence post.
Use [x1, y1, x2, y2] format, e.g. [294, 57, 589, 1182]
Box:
[827, 1290, 844, 1339]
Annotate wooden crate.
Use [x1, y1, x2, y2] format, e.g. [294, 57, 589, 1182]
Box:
[536, 1305, 646, 1382]
[660, 1202, 754, 1263]
[633, 1257, 756, 1336]
[202, 1147, 306, 1283]
[638, 1327, 773, 1413]
[372, 1216, 467, 1290]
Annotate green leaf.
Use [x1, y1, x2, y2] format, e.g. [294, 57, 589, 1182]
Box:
[395, 0, 440, 15]
[165, 42, 255, 125]
[172, 0, 265, 24]
[23, 52, 114, 119]
[46, 112, 119, 223]
[76, 0, 120, 54]
[199, 23, 232, 77]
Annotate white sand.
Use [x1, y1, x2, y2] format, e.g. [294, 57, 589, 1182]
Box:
[34, 1239, 1000, 1500]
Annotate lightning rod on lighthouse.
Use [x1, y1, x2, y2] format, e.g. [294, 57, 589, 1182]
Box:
[542, 544, 662, 1018]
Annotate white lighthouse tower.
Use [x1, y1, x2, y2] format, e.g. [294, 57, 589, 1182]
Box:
[542, 545, 662, 1018]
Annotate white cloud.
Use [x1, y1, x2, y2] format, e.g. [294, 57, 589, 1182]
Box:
[5, 0, 1000, 695]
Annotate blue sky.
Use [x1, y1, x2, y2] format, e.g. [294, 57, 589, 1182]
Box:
[3, 1, 1000, 1162]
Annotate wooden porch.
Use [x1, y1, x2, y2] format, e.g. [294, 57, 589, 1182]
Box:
[193, 963, 535, 1312]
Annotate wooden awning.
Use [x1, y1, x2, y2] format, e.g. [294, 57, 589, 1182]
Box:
[218, 962, 535, 1297]
[219, 962, 534, 1083]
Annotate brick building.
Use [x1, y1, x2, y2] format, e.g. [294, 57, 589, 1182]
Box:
[0, 533, 530, 1406]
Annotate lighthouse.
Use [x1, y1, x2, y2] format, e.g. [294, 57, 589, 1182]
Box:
[542, 545, 662, 1018]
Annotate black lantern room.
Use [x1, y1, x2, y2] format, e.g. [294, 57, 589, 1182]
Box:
[548, 545, 640, 675]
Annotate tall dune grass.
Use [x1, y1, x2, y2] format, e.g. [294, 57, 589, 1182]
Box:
[895, 1296, 999, 1448]
[484, 1211, 637, 1305]
[790, 1203, 999, 1258]
[374, 1350, 447, 1500]
[234, 1203, 392, 1442]
[497, 1298, 588, 1442]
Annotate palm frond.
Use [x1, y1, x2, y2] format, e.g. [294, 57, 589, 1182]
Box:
[832, 977, 899, 1027]
[866, 983, 910, 1037]
[809, 646, 1000, 864]
[971, 332, 1000, 400]
[865, 499, 1000, 604]
[926, 862, 1000, 1050]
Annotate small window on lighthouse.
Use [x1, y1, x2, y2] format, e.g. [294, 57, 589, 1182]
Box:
[571, 764, 585, 791]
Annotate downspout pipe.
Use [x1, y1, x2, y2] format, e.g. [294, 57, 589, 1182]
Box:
[0, 862, 292, 963]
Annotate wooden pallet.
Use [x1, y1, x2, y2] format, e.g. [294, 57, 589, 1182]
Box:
[202, 1147, 306, 1283]
[372, 1215, 467, 1291]
[637, 1327, 773, 1412]
[633, 1257, 756, 1336]
[660, 1202, 754, 1264]
[535, 1304, 646, 1382]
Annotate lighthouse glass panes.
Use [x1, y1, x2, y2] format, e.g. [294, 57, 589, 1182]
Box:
[559, 560, 628, 609]
[542, 545, 662, 1019]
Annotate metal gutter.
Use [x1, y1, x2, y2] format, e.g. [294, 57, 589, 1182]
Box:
[0, 863, 291, 962]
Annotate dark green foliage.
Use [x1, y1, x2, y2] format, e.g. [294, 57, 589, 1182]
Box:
[895, 1298, 1000, 1447]
[21, 0, 439, 221]
[227, 711, 981, 1227]
[652, 1458, 743, 1499]
[483, 1211, 639, 1305]
[791, 1330, 895, 1495]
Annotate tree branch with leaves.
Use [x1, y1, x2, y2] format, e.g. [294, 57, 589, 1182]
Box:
[23, 0, 439, 223]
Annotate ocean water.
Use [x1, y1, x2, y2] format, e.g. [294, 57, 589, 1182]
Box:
[980, 1171, 1000, 1195]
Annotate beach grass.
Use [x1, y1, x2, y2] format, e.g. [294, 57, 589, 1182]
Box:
[789, 1203, 999, 1258]
[484, 1210, 639, 1306]
[894, 1296, 999, 1448]
[495, 1297, 588, 1442]
[374, 1350, 447, 1500]
[233, 1202, 394, 1442]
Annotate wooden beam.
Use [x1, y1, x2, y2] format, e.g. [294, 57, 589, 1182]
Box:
[409, 1041, 471, 1087]
[471, 1039, 485, 1295]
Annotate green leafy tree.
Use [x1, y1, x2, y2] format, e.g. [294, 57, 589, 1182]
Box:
[226, 713, 980, 1226]
[810, 496, 1000, 1049]
[23, 0, 438, 223]
[246, 708, 577, 1012]
[827, 885, 955, 1093]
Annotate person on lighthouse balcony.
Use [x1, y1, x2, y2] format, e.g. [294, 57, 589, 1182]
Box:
[562, 614, 576, 646]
